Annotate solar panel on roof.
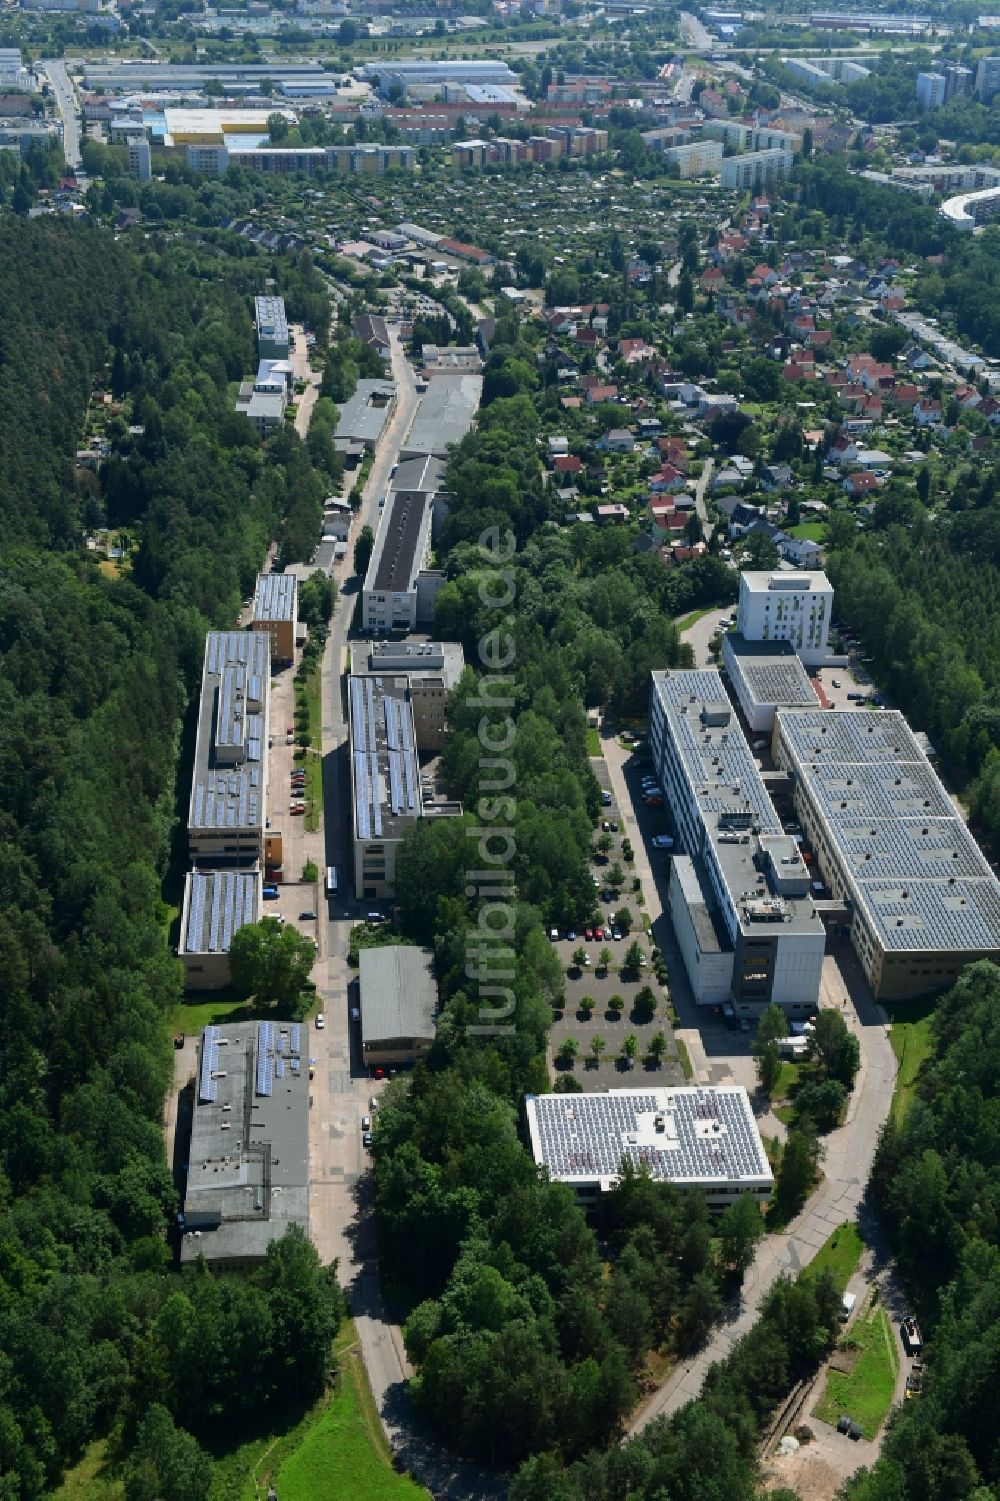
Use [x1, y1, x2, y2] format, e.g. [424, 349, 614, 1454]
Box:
[388, 750, 402, 815]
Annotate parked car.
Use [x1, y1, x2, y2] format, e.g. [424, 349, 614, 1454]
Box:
[611, 928, 622, 941]
[299, 910, 316, 921]
[361, 1116, 371, 1131]
[651, 836, 674, 850]
[362, 1131, 373, 1149]
[315, 1013, 325, 1030]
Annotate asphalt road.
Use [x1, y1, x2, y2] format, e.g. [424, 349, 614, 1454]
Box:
[40, 57, 83, 176]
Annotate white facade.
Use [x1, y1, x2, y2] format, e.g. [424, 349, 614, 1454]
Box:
[916, 71, 946, 110]
[663, 140, 723, 178]
[736, 570, 833, 667]
[720, 148, 794, 191]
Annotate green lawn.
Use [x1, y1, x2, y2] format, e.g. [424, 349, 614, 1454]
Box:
[268, 1325, 428, 1501]
[169, 995, 255, 1036]
[586, 726, 601, 755]
[815, 1302, 899, 1439]
[675, 605, 718, 632]
[885, 999, 936, 1125]
[804, 1222, 864, 1296]
[52, 1440, 122, 1501]
[772, 1059, 802, 1101]
[787, 520, 827, 541]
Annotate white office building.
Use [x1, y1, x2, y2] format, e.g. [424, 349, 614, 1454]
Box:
[650, 670, 826, 1016]
[736, 570, 833, 667]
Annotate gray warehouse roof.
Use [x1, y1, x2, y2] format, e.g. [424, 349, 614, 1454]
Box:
[181, 869, 260, 955]
[390, 453, 446, 497]
[401, 372, 482, 459]
[181, 1020, 309, 1265]
[359, 945, 437, 1046]
[776, 709, 1000, 954]
[349, 674, 421, 842]
[722, 634, 817, 710]
[254, 293, 287, 344]
[334, 379, 396, 447]
[369, 489, 433, 593]
[525, 1087, 772, 1190]
[253, 571, 297, 623]
[189, 631, 269, 838]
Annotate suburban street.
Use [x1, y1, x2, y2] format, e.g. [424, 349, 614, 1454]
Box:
[39, 57, 83, 175]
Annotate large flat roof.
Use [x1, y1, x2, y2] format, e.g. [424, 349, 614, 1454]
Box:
[525, 1087, 772, 1191]
[740, 568, 833, 595]
[359, 945, 437, 1046]
[181, 869, 260, 955]
[254, 294, 288, 342]
[189, 631, 268, 840]
[777, 709, 1000, 954]
[723, 634, 818, 710]
[368, 488, 433, 594]
[652, 670, 819, 939]
[334, 378, 396, 446]
[400, 372, 482, 459]
[391, 453, 446, 496]
[349, 674, 421, 843]
[253, 571, 296, 623]
[181, 1020, 308, 1264]
[350, 638, 465, 688]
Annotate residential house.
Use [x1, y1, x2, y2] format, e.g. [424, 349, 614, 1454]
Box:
[913, 398, 943, 426]
[598, 429, 635, 453]
[594, 503, 630, 523]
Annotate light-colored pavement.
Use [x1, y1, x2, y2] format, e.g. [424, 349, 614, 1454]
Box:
[693, 454, 714, 532]
[40, 57, 83, 175]
[681, 603, 730, 667]
[679, 9, 715, 50]
[302, 333, 503, 1498]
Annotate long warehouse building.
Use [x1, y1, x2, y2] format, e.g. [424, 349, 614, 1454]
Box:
[188, 630, 280, 869]
[773, 709, 1000, 1000]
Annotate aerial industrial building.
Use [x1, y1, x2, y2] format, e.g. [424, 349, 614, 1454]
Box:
[178, 869, 261, 990]
[772, 709, 1000, 1000]
[364, 58, 518, 100]
[650, 669, 826, 1016]
[254, 294, 289, 360]
[251, 571, 298, 664]
[525, 1087, 773, 1210]
[362, 484, 440, 635]
[358, 945, 438, 1067]
[188, 630, 279, 870]
[721, 634, 819, 733]
[349, 638, 465, 750]
[180, 1021, 309, 1269]
[348, 673, 422, 900]
[333, 378, 397, 451]
[399, 371, 482, 461]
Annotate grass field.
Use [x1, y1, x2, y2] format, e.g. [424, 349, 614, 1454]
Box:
[787, 521, 827, 541]
[676, 605, 719, 632]
[804, 1222, 864, 1295]
[885, 998, 936, 1125]
[52, 1440, 122, 1501]
[815, 1302, 899, 1439]
[586, 726, 601, 755]
[169, 995, 254, 1036]
[268, 1325, 428, 1501]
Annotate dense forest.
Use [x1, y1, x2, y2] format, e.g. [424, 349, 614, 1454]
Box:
[845, 962, 1000, 1501]
[827, 498, 1000, 851]
[0, 219, 340, 1498]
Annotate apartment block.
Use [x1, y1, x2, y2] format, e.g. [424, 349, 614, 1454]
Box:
[254, 295, 289, 360]
[916, 71, 946, 110]
[720, 148, 794, 191]
[663, 140, 724, 178]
